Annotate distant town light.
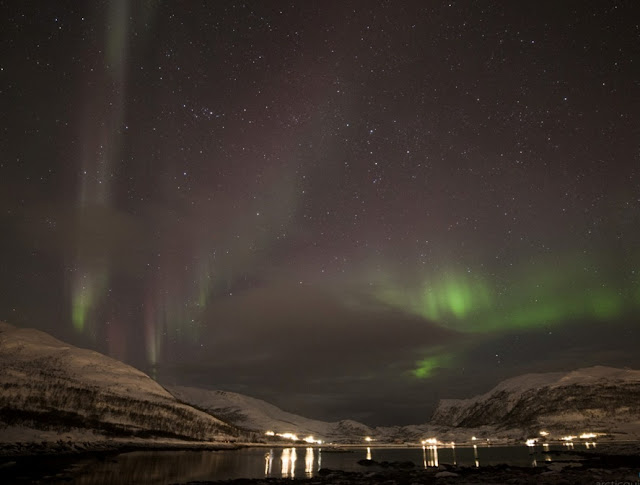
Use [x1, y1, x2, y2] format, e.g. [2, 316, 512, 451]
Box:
[525, 439, 537, 446]
[265, 431, 275, 436]
[579, 432, 597, 439]
[277, 432, 299, 441]
[364, 436, 372, 442]
[539, 431, 549, 436]
[421, 438, 438, 445]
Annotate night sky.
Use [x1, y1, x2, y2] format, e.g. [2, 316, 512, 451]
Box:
[1, 1, 639, 425]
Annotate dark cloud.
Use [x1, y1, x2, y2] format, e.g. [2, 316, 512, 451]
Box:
[158, 284, 455, 423]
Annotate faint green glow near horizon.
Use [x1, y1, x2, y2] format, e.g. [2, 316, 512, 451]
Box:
[413, 353, 454, 379]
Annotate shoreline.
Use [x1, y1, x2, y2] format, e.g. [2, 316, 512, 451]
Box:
[0, 438, 244, 458]
[2, 435, 640, 458]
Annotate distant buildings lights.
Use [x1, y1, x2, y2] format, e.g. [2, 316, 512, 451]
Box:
[364, 436, 372, 442]
[525, 438, 537, 446]
[579, 432, 597, 439]
[265, 431, 306, 442]
[539, 430, 549, 436]
[279, 433, 299, 441]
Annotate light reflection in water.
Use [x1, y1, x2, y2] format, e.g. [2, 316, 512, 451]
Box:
[280, 448, 297, 478]
[422, 445, 438, 467]
[264, 449, 273, 475]
[305, 448, 314, 477]
[263, 443, 583, 479]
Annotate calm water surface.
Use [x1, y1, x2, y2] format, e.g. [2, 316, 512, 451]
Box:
[8, 443, 590, 484]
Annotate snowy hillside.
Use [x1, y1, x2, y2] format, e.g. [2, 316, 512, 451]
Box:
[430, 366, 640, 439]
[165, 386, 480, 444]
[166, 386, 374, 443]
[0, 322, 236, 444]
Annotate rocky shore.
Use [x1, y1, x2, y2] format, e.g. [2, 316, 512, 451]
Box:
[179, 466, 638, 485]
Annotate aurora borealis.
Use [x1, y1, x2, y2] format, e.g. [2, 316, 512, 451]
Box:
[1, 1, 639, 425]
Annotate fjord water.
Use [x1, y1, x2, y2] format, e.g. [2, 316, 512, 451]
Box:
[14, 444, 577, 484]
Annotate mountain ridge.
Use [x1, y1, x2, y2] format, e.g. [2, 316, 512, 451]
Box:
[430, 365, 640, 439]
[0, 321, 237, 445]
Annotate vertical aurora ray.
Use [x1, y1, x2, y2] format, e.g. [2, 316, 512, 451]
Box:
[70, 1, 134, 338]
[143, 288, 161, 367]
[71, 267, 108, 332]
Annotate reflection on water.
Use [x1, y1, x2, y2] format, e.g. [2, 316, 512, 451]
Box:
[270, 447, 321, 479]
[280, 447, 296, 478]
[423, 445, 439, 467]
[305, 447, 314, 477]
[28, 443, 598, 484]
[264, 449, 273, 475]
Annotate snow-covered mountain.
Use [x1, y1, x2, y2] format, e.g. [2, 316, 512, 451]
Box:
[166, 385, 374, 443]
[168, 366, 640, 444]
[0, 322, 236, 444]
[430, 366, 640, 439]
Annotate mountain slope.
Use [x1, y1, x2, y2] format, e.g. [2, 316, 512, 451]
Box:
[166, 385, 374, 442]
[0, 322, 236, 443]
[430, 366, 640, 437]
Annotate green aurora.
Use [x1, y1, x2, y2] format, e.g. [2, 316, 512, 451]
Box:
[373, 256, 639, 378]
